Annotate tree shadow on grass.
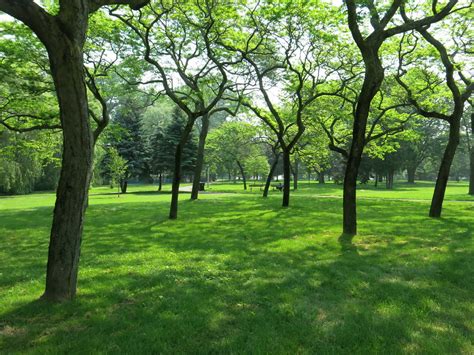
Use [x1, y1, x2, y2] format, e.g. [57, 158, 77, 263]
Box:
[1, 195, 472, 352]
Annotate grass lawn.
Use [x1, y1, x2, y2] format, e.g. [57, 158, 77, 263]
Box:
[0, 181, 473, 353]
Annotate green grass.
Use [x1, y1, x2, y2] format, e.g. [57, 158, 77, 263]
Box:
[1, 181, 473, 353]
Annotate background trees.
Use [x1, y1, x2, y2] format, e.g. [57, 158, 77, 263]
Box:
[1, 0, 472, 303]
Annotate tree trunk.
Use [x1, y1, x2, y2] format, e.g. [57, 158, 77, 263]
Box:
[318, 171, 325, 184]
[120, 179, 128, 194]
[43, 43, 93, 302]
[169, 119, 194, 220]
[386, 170, 394, 189]
[374, 173, 378, 187]
[158, 173, 162, 191]
[470, 149, 474, 195]
[293, 158, 299, 190]
[263, 154, 279, 198]
[236, 160, 247, 190]
[470, 109, 474, 195]
[407, 166, 416, 184]
[430, 121, 460, 217]
[343, 45, 384, 235]
[191, 114, 210, 200]
[282, 150, 291, 207]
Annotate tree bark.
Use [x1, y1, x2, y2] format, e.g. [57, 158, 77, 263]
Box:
[263, 154, 279, 198]
[430, 120, 460, 217]
[43, 40, 93, 302]
[191, 114, 210, 200]
[282, 150, 291, 207]
[343, 43, 384, 235]
[158, 173, 162, 191]
[169, 119, 194, 219]
[236, 160, 247, 190]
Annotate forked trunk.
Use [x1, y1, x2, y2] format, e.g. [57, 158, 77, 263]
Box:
[191, 114, 210, 200]
[430, 120, 460, 217]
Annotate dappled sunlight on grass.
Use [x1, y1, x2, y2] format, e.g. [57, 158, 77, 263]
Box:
[0, 184, 473, 352]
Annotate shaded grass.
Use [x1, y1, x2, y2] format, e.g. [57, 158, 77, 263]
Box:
[0, 183, 473, 353]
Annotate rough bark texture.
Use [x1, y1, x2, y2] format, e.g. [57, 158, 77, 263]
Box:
[430, 121, 460, 217]
[343, 43, 384, 235]
[236, 160, 247, 190]
[263, 154, 279, 198]
[43, 16, 92, 301]
[191, 114, 210, 200]
[282, 150, 291, 207]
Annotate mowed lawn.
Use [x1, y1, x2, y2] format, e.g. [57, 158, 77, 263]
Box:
[0, 181, 473, 353]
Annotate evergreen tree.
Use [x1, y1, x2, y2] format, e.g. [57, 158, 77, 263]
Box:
[149, 107, 198, 188]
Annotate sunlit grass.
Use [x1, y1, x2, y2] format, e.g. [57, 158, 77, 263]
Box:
[0, 182, 473, 353]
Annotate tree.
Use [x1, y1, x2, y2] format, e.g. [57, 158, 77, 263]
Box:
[223, 1, 347, 206]
[112, 0, 239, 219]
[341, 0, 458, 235]
[396, 7, 473, 216]
[107, 147, 128, 196]
[0, 0, 149, 301]
[467, 101, 474, 195]
[206, 121, 260, 190]
[149, 107, 198, 185]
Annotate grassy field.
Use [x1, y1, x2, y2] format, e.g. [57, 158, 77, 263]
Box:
[1, 181, 473, 353]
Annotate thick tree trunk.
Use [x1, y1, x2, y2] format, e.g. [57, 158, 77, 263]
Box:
[430, 121, 460, 217]
[282, 150, 291, 207]
[236, 160, 247, 190]
[343, 44, 384, 235]
[263, 154, 279, 198]
[120, 179, 128, 194]
[169, 119, 194, 220]
[191, 114, 210, 200]
[43, 44, 93, 302]
[318, 171, 325, 184]
[407, 166, 416, 184]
